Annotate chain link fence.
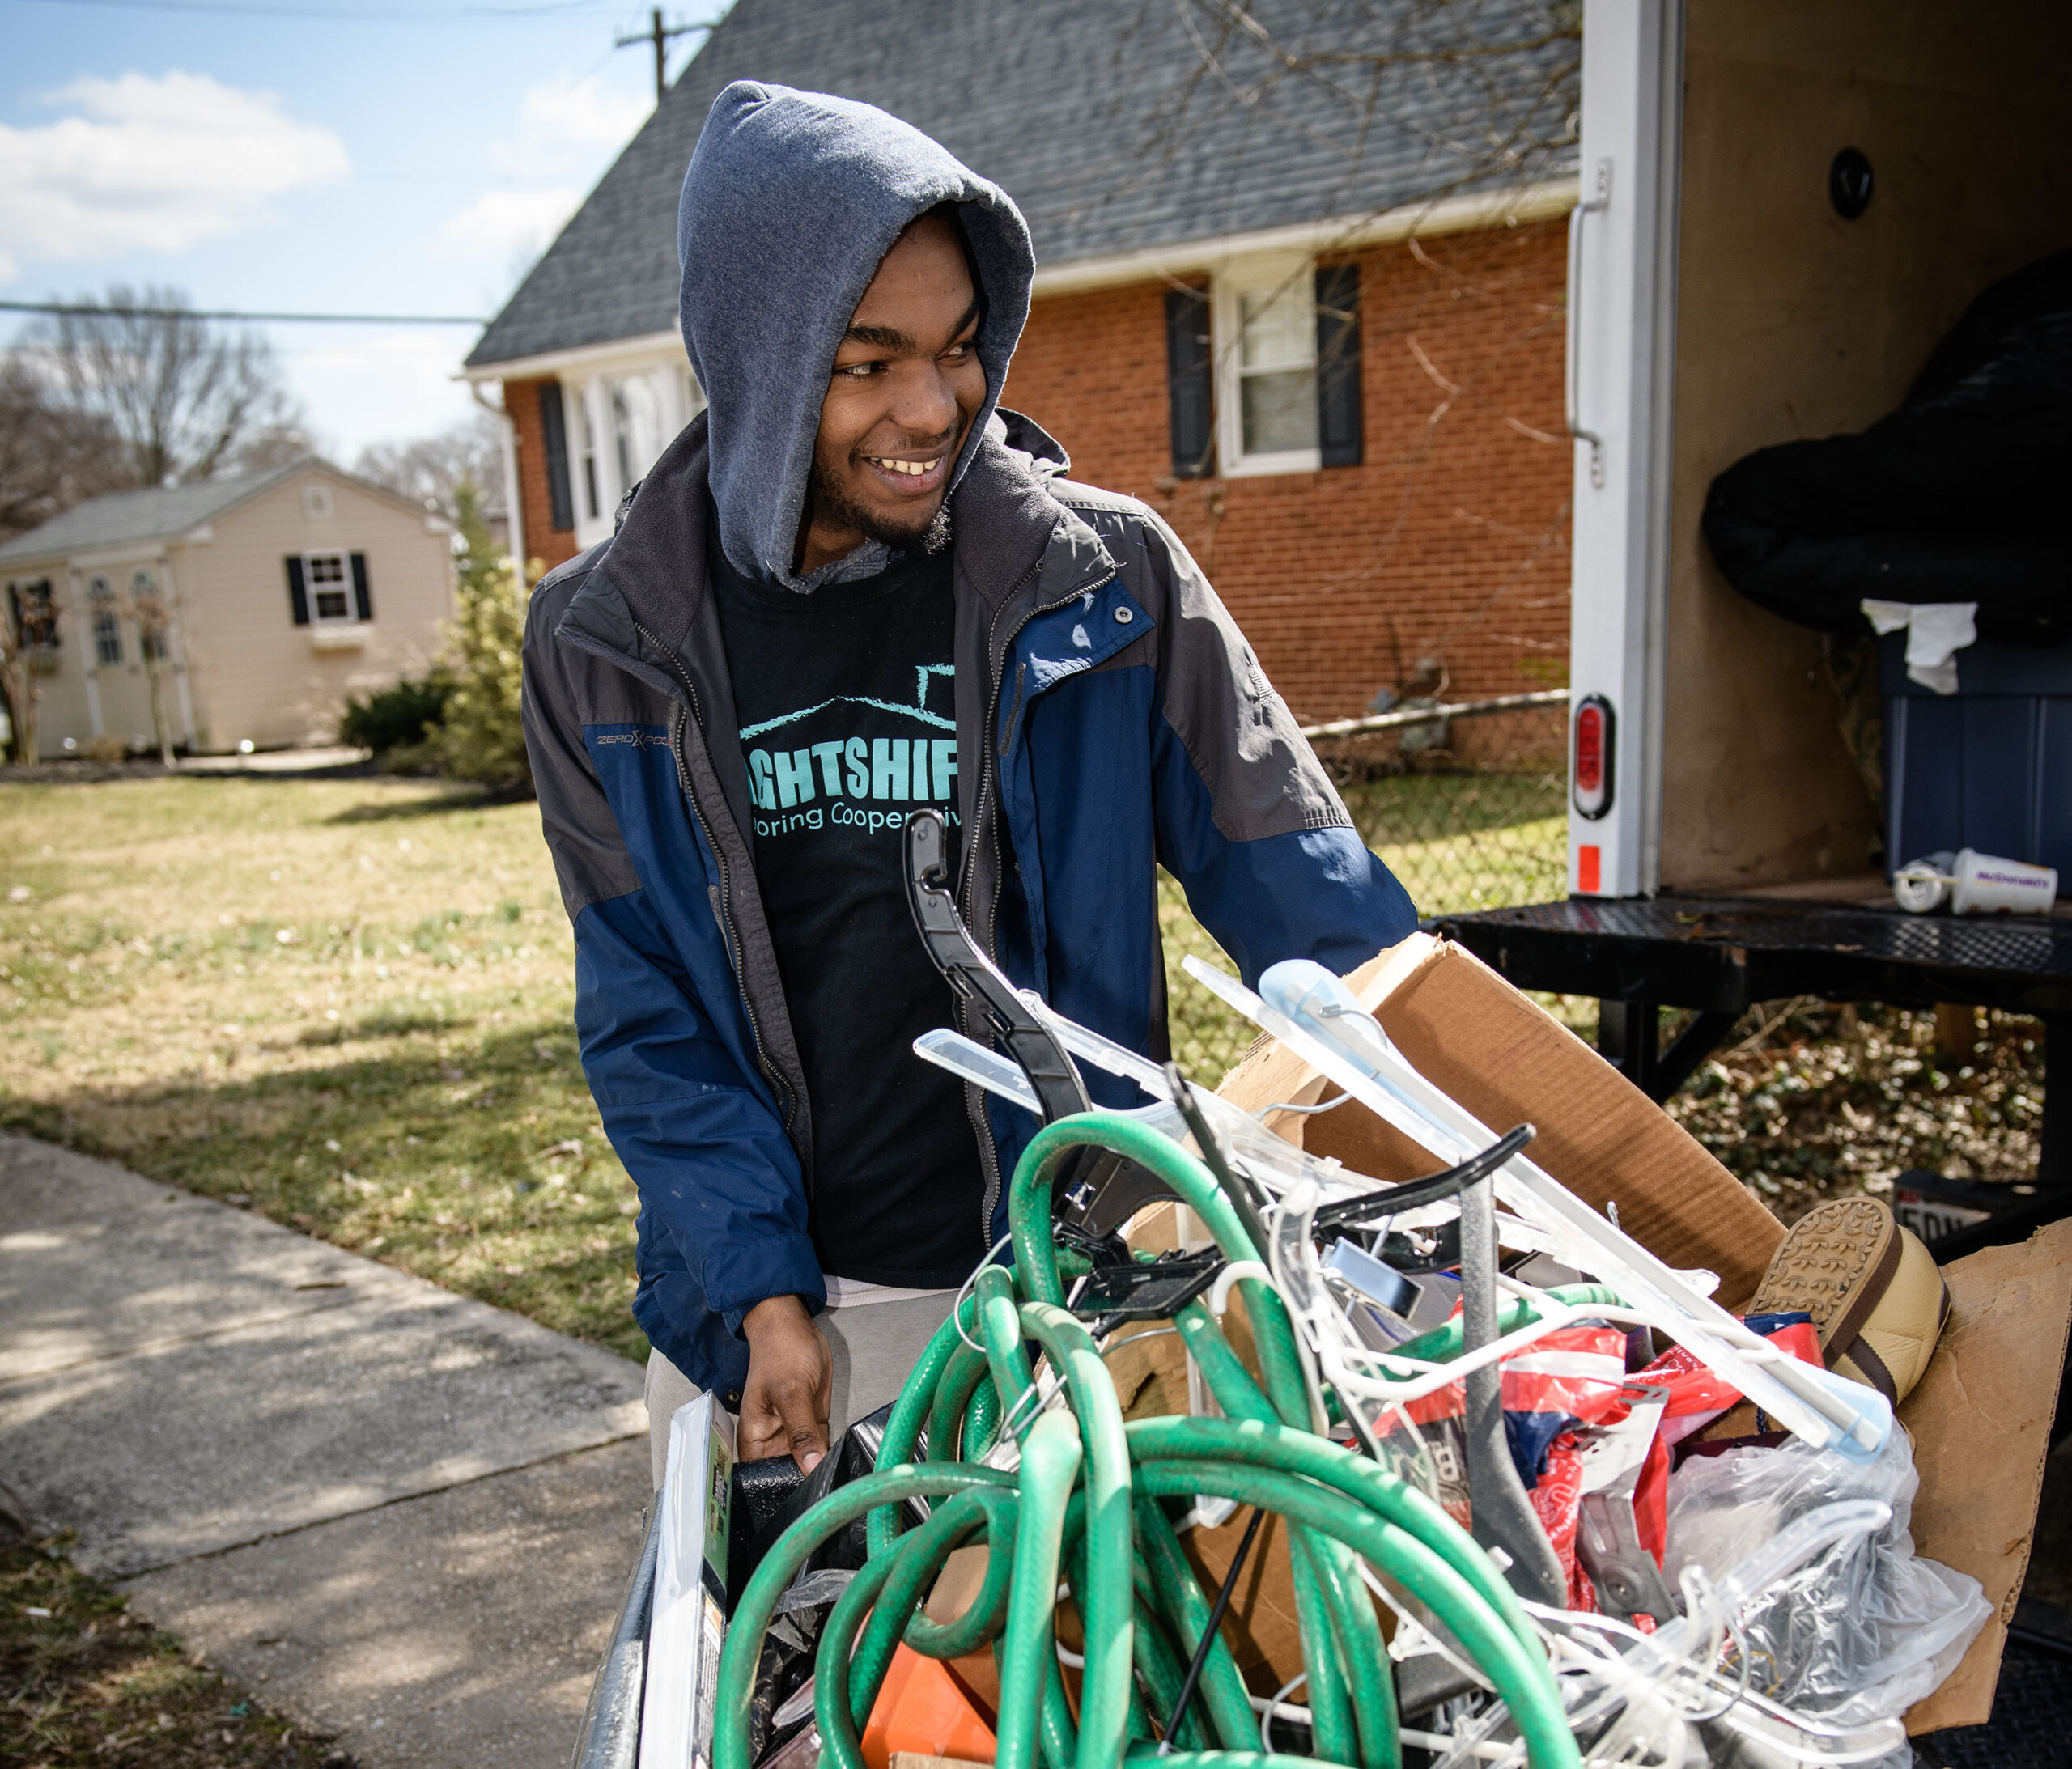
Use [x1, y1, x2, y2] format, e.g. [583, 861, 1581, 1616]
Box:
[1164, 691, 1571, 1079]
[1307, 689, 1569, 919]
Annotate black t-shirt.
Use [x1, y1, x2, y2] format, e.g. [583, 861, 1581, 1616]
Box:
[708, 539, 984, 1288]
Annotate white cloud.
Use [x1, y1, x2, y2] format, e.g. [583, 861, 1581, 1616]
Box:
[439, 71, 643, 272]
[506, 72, 649, 163]
[441, 188, 580, 260]
[286, 329, 480, 460]
[0, 71, 350, 278]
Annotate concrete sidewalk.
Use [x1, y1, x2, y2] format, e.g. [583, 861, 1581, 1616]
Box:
[0, 1132, 652, 1769]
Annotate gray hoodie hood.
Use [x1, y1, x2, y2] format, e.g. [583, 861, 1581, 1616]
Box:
[677, 82, 1035, 585]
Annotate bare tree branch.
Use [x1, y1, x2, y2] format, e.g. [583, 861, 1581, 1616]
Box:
[354, 414, 507, 520]
[0, 358, 127, 544]
[19, 285, 305, 487]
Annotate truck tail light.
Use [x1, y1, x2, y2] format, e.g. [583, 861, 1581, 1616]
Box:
[1572, 694, 1614, 820]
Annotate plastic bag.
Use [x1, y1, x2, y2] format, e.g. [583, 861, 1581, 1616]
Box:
[1663, 1427, 1990, 1729]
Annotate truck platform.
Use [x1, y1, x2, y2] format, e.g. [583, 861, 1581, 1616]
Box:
[1434, 892, 2070, 1250]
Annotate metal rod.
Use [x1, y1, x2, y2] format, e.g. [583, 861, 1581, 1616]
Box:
[1157, 1505, 1267, 1754]
[1298, 688, 1566, 741]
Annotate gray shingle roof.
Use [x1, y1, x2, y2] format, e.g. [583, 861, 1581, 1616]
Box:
[0, 462, 306, 566]
[465, 0, 1577, 370]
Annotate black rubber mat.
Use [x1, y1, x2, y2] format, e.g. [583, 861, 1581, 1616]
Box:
[1916, 1635, 2072, 1767]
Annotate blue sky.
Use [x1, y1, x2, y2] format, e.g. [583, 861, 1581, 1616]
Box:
[2, 0, 716, 460]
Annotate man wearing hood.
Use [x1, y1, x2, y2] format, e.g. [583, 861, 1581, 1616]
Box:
[522, 83, 1417, 1480]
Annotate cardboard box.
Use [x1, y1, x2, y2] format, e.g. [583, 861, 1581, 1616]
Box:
[1900, 1219, 2072, 1733]
[1174, 931, 2072, 1730]
[1217, 933, 1788, 1307]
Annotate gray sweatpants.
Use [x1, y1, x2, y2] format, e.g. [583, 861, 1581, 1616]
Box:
[644, 1291, 960, 1488]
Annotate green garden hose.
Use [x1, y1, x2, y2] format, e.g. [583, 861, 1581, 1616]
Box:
[708, 1112, 1585, 1769]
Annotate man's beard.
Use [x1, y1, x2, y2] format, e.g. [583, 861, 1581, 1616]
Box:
[805, 451, 948, 552]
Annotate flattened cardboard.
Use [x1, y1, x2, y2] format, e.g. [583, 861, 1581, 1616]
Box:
[1902, 1220, 2072, 1733]
[1218, 934, 1788, 1307]
[1103, 1318, 1192, 1423]
[1197, 933, 2072, 1723]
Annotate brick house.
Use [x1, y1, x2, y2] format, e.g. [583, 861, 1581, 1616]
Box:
[462, 0, 1578, 722]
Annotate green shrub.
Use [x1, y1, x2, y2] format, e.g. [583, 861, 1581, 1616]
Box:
[339, 672, 453, 755]
[436, 483, 532, 795]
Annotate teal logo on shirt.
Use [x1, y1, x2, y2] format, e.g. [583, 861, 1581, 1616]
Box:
[741, 665, 956, 838]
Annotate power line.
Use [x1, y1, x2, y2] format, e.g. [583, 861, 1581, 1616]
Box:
[0, 299, 486, 326]
[9, 0, 622, 20]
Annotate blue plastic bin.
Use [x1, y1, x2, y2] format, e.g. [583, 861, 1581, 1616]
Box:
[1882, 632, 2072, 885]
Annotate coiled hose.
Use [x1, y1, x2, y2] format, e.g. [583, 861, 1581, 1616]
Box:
[711, 1112, 1582, 1769]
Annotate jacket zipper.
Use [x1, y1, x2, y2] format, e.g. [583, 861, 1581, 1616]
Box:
[632, 617, 798, 1141]
[965, 568, 1119, 1245]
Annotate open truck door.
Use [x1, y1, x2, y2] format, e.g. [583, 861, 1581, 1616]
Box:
[1443, 0, 2072, 1188]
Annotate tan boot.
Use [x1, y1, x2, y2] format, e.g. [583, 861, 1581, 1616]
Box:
[1747, 1196, 1951, 1408]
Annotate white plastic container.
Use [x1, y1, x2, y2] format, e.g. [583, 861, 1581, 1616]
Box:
[1892, 848, 2058, 916]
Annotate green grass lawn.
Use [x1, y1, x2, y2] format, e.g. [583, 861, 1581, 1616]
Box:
[2, 1521, 338, 1769]
[10, 767, 2034, 1362]
[10, 770, 1491, 1358]
[0, 776, 644, 1356]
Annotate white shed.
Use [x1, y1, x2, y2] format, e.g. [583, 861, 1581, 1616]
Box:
[0, 459, 455, 757]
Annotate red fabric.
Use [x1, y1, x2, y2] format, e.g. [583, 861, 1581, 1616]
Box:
[1634, 1319, 1824, 1444]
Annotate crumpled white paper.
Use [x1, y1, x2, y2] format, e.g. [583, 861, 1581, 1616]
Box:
[1862, 599, 1978, 695]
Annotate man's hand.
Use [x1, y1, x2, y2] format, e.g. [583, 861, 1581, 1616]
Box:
[739, 1295, 832, 1473]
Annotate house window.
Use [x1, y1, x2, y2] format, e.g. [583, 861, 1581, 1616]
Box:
[579, 392, 601, 522]
[608, 371, 665, 501]
[88, 575, 122, 666]
[304, 552, 354, 623]
[1214, 258, 1320, 475]
[302, 483, 334, 520]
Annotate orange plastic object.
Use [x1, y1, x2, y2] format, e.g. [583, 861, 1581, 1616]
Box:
[860, 1644, 999, 1769]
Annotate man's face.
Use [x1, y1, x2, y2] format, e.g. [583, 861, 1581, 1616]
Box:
[800, 211, 985, 567]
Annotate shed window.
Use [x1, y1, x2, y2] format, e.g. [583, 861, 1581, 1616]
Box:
[133, 570, 167, 660]
[304, 552, 354, 623]
[7, 579, 60, 655]
[89, 575, 122, 666]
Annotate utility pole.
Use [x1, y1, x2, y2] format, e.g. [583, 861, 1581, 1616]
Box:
[614, 7, 706, 106]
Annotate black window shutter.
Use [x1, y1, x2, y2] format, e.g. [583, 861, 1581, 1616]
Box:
[1164, 286, 1214, 478]
[350, 553, 372, 621]
[285, 556, 309, 626]
[1315, 263, 1364, 468]
[538, 381, 575, 532]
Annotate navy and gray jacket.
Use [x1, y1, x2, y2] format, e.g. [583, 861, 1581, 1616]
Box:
[520, 83, 1418, 1405]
